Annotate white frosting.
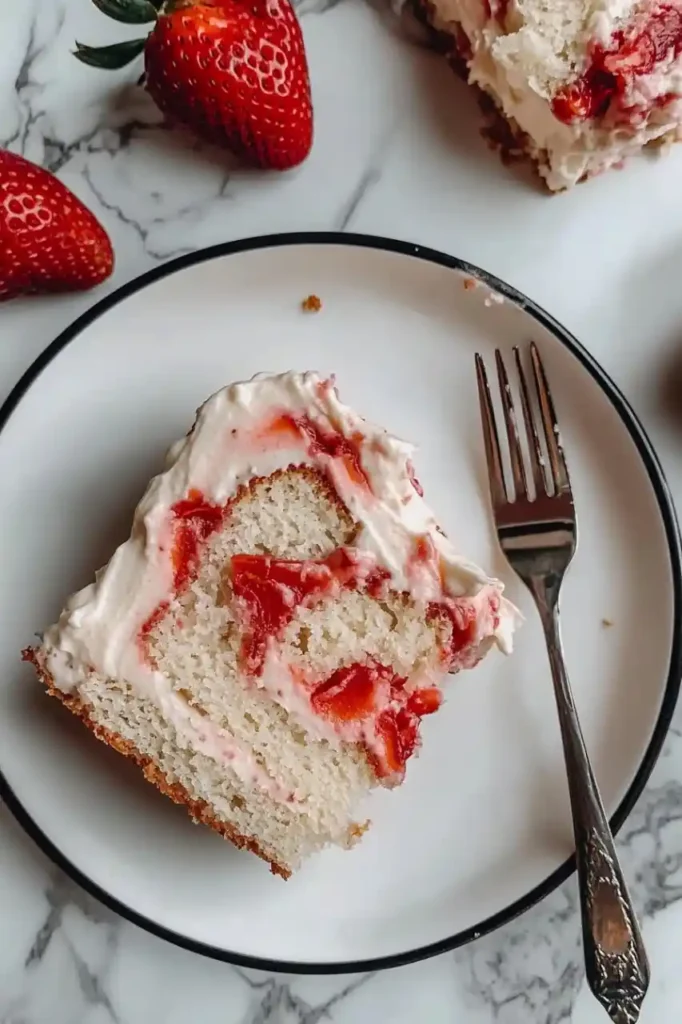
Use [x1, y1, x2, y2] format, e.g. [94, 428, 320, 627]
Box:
[428, 0, 682, 189]
[40, 371, 517, 794]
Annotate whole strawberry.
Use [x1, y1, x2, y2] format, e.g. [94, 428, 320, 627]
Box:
[0, 151, 114, 302]
[75, 0, 313, 171]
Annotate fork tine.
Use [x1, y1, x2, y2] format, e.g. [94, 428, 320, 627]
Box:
[475, 353, 508, 508]
[514, 346, 547, 498]
[530, 342, 571, 494]
[495, 349, 529, 500]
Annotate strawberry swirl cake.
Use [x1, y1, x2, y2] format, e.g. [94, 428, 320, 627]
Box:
[24, 372, 518, 877]
[418, 0, 682, 189]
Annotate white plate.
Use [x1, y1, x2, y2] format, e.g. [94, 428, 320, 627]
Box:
[0, 235, 679, 972]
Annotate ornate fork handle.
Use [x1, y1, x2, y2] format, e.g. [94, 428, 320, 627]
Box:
[531, 575, 650, 1024]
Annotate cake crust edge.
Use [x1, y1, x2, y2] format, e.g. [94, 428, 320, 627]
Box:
[21, 646, 292, 880]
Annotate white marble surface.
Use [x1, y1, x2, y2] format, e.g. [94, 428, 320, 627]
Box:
[3, 0, 682, 1021]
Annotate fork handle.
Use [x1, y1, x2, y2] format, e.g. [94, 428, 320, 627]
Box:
[530, 579, 650, 1024]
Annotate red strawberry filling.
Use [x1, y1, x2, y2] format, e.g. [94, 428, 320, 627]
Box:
[171, 489, 225, 591]
[228, 547, 487, 780]
[231, 553, 339, 672]
[310, 662, 391, 721]
[264, 413, 370, 491]
[436, 598, 478, 659]
[406, 686, 443, 717]
[230, 549, 390, 673]
[373, 709, 419, 778]
[309, 660, 443, 780]
[552, 4, 682, 124]
[371, 688, 442, 780]
[370, 687, 444, 779]
[137, 477, 499, 784]
[138, 600, 171, 665]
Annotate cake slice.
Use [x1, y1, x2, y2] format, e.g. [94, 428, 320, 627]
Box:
[418, 0, 682, 190]
[24, 372, 518, 877]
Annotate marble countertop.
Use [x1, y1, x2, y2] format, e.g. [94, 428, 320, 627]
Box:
[4, 1, 682, 1021]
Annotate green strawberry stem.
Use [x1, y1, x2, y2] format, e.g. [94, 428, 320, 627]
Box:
[91, 0, 159, 22]
[74, 0, 164, 70]
[74, 38, 147, 69]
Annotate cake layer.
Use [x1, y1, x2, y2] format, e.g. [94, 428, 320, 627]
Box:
[421, 0, 682, 189]
[25, 372, 518, 875]
[26, 660, 362, 878]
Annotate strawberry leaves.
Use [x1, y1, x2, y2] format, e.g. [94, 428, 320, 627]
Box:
[74, 38, 147, 69]
[91, 0, 158, 21]
[74, 0, 157, 69]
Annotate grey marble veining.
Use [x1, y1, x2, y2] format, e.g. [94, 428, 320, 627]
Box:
[3, 0, 682, 1021]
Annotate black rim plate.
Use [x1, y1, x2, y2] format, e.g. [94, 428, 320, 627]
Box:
[1, 232, 680, 974]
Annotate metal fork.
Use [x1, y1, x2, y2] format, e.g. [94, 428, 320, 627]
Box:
[475, 343, 649, 1024]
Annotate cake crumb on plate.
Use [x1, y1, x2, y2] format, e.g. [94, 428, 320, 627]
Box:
[301, 294, 322, 312]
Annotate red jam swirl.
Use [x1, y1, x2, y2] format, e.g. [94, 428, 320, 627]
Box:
[264, 413, 371, 491]
[309, 659, 443, 779]
[226, 545, 494, 778]
[231, 548, 390, 674]
[138, 600, 170, 664]
[135, 463, 499, 782]
[552, 5, 682, 124]
[137, 489, 223, 658]
[310, 661, 392, 722]
[436, 599, 478, 661]
[170, 489, 224, 591]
